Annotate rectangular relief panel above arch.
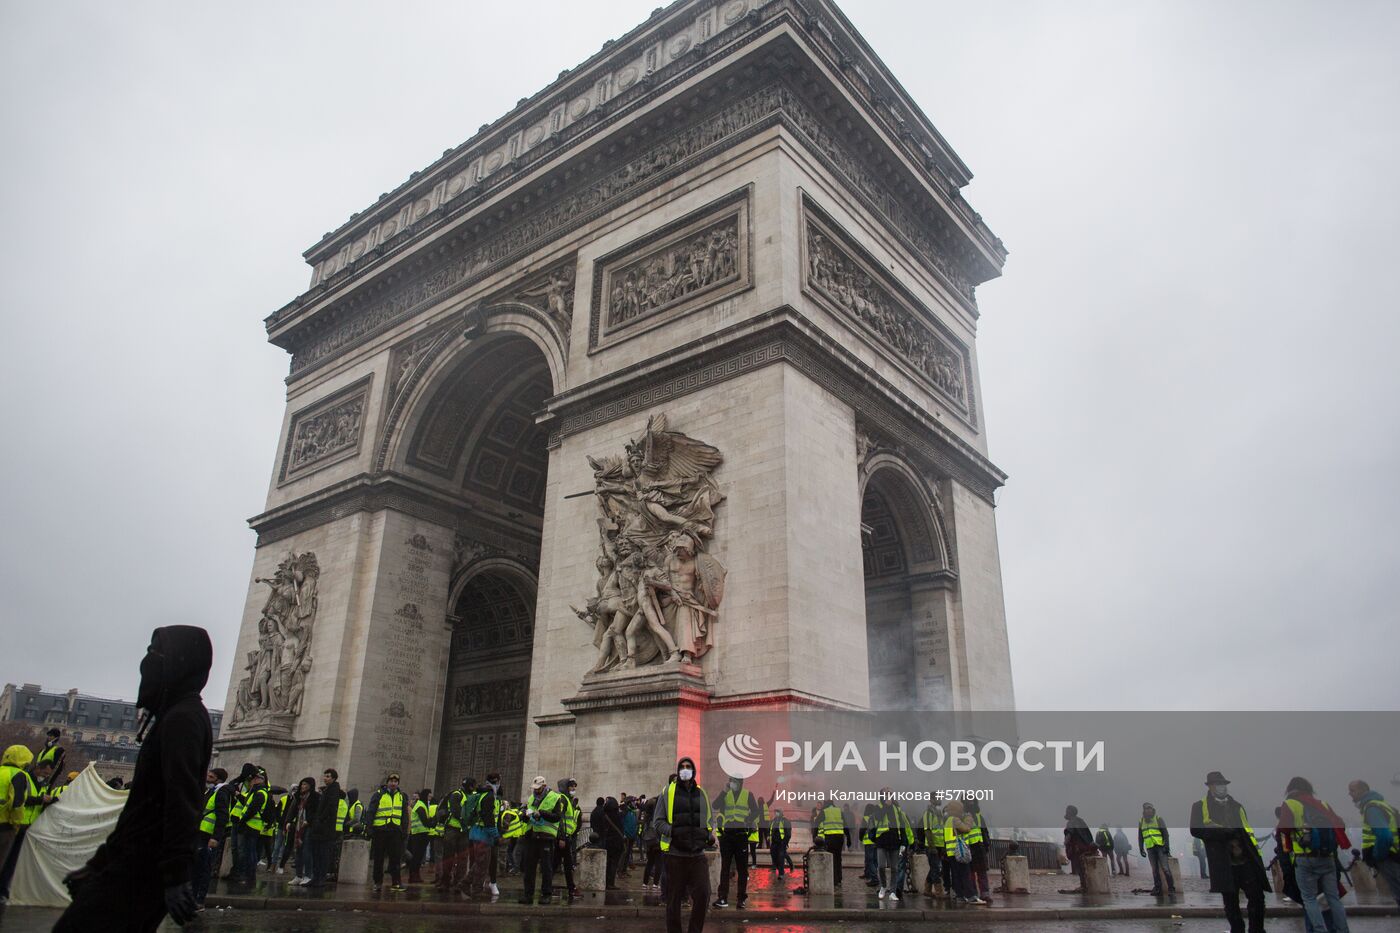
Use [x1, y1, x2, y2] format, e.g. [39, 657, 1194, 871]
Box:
[588, 185, 753, 353]
[278, 374, 374, 485]
[799, 194, 977, 429]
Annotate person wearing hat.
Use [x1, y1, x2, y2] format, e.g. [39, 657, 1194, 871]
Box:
[655, 755, 714, 931]
[1138, 802, 1176, 895]
[367, 773, 409, 893]
[518, 775, 565, 904]
[1190, 770, 1270, 933]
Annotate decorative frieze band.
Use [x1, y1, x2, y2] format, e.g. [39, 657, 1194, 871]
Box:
[278, 375, 372, 484]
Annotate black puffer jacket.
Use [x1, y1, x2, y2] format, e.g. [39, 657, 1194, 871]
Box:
[658, 756, 711, 857]
[88, 626, 214, 886]
[310, 782, 343, 841]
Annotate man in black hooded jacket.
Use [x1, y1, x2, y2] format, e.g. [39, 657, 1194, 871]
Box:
[655, 755, 713, 933]
[55, 625, 214, 932]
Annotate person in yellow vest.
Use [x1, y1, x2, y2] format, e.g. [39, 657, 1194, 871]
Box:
[711, 774, 760, 908]
[919, 799, 947, 898]
[769, 806, 793, 876]
[466, 777, 502, 897]
[368, 774, 409, 893]
[1349, 779, 1400, 906]
[1138, 802, 1177, 895]
[193, 767, 231, 906]
[1190, 770, 1270, 933]
[816, 796, 850, 887]
[437, 776, 474, 890]
[872, 789, 914, 900]
[655, 756, 714, 931]
[859, 801, 878, 885]
[231, 767, 269, 884]
[553, 778, 581, 899]
[518, 775, 565, 905]
[345, 789, 364, 837]
[500, 799, 526, 875]
[406, 788, 433, 884]
[37, 729, 63, 770]
[0, 745, 40, 903]
[1280, 775, 1351, 933]
[943, 799, 986, 905]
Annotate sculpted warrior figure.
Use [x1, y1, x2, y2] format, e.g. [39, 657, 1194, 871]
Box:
[231, 551, 321, 725]
[574, 414, 727, 676]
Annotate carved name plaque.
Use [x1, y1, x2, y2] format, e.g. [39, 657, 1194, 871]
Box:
[591, 189, 751, 351]
[279, 376, 371, 482]
[802, 198, 974, 421]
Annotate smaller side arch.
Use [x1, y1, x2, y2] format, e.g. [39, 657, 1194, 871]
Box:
[860, 452, 952, 573]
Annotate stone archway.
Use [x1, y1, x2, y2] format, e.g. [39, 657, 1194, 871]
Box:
[860, 464, 958, 710]
[435, 564, 536, 796]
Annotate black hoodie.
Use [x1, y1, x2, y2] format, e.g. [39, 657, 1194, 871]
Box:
[88, 626, 213, 887]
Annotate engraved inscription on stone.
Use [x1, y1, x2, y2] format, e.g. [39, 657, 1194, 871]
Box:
[592, 192, 749, 350]
[803, 201, 972, 415]
[280, 378, 370, 481]
[368, 534, 437, 778]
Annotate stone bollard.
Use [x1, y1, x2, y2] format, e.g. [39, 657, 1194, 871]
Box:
[1002, 855, 1030, 893]
[1165, 856, 1183, 891]
[577, 847, 607, 892]
[911, 852, 930, 892]
[808, 849, 835, 895]
[1083, 854, 1111, 894]
[705, 848, 721, 892]
[339, 837, 371, 885]
[1349, 862, 1377, 894]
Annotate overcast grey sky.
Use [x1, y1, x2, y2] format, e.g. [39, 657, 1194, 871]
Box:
[2, 1, 1397, 712]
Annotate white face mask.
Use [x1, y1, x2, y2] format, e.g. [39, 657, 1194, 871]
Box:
[678, 768, 695, 781]
[1210, 785, 1229, 799]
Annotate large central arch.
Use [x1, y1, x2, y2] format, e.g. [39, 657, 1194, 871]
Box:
[393, 330, 555, 793]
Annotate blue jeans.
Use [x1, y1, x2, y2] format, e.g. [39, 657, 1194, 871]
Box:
[1295, 855, 1349, 933]
[863, 844, 877, 879]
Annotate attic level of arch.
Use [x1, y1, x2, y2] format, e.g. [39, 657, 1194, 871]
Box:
[285, 0, 1003, 301]
[267, 34, 1004, 381]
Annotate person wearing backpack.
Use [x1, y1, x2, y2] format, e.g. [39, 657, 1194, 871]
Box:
[1280, 776, 1351, 933]
[1190, 770, 1271, 933]
[1348, 779, 1400, 906]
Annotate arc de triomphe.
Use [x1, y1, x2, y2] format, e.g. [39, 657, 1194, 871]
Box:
[217, 0, 1015, 801]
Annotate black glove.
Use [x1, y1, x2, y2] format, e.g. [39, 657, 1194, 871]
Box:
[163, 882, 197, 926]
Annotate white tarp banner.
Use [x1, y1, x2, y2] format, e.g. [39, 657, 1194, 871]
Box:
[10, 763, 128, 907]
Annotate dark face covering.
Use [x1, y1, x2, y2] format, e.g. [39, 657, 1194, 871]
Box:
[135, 625, 213, 739]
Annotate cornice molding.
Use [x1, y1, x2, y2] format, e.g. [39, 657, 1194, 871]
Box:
[296, 0, 1001, 277]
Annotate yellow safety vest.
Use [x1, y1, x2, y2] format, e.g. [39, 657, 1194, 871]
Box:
[1361, 798, 1399, 852]
[335, 798, 348, 833]
[349, 800, 363, 829]
[374, 791, 405, 828]
[429, 803, 444, 837]
[861, 811, 875, 846]
[965, 812, 985, 846]
[819, 805, 845, 837]
[263, 795, 281, 837]
[410, 799, 430, 835]
[719, 788, 755, 829]
[660, 781, 712, 853]
[770, 817, 790, 842]
[562, 796, 579, 835]
[874, 804, 914, 845]
[943, 820, 960, 857]
[922, 807, 944, 848]
[525, 791, 564, 837]
[243, 787, 268, 833]
[1200, 796, 1258, 849]
[18, 772, 40, 826]
[501, 808, 526, 839]
[445, 790, 465, 831]
[1140, 816, 1166, 849]
[199, 787, 219, 835]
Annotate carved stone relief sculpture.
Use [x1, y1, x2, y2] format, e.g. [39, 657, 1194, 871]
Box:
[280, 378, 371, 482]
[230, 551, 320, 727]
[571, 414, 727, 677]
[803, 200, 974, 418]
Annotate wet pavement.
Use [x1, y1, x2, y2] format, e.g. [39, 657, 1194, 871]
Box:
[2, 907, 1400, 933]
